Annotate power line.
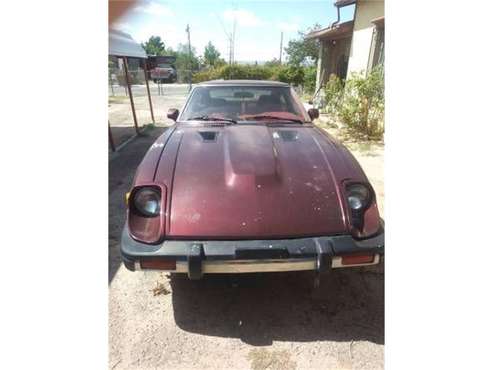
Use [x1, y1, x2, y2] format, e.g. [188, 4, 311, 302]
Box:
[214, 12, 234, 65]
[214, 2, 237, 66]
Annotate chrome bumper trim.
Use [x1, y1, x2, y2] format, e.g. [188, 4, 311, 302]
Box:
[167, 255, 379, 274]
[331, 254, 380, 268]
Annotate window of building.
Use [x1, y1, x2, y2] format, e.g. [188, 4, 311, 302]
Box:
[371, 26, 385, 69]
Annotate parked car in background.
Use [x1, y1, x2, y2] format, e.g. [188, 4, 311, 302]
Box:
[147, 55, 177, 83]
[121, 80, 384, 280]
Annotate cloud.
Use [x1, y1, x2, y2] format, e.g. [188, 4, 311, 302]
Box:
[276, 21, 300, 33]
[133, 22, 182, 48]
[223, 9, 263, 27]
[113, 21, 132, 33]
[135, 1, 174, 17]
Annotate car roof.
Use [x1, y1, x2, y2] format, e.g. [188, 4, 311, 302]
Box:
[196, 79, 290, 87]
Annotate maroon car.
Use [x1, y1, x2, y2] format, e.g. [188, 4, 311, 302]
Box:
[121, 80, 384, 279]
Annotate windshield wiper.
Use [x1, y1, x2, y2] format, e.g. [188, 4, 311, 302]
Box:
[241, 115, 304, 124]
[187, 115, 237, 125]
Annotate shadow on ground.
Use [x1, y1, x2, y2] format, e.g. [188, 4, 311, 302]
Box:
[170, 269, 384, 346]
[109, 126, 167, 283]
[109, 126, 140, 149]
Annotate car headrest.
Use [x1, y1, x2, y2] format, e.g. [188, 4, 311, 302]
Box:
[210, 98, 227, 106]
[258, 95, 281, 105]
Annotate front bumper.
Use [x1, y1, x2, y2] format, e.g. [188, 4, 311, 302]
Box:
[120, 225, 384, 279]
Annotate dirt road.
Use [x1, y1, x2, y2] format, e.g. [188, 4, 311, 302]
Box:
[109, 127, 384, 370]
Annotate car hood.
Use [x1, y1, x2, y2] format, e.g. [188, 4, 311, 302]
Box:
[162, 124, 348, 239]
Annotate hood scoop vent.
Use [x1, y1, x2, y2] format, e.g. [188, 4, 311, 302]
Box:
[273, 130, 299, 142]
[198, 131, 218, 142]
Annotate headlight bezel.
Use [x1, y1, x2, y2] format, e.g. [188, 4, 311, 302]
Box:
[130, 186, 162, 218]
[346, 182, 372, 212]
[344, 181, 375, 231]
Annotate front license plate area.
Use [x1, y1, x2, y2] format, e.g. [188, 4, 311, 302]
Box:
[235, 248, 289, 259]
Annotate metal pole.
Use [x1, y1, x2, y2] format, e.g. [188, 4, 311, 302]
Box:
[279, 32, 283, 63]
[186, 24, 192, 92]
[143, 59, 155, 123]
[109, 70, 115, 96]
[123, 56, 139, 135]
[108, 121, 116, 152]
[232, 18, 236, 64]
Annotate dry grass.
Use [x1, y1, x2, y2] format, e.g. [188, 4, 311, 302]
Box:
[151, 281, 170, 296]
[247, 348, 297, 370]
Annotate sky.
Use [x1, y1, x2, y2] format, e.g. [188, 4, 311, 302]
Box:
[113, 0, 355, 62]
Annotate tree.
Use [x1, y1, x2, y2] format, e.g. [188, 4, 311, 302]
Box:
[284, 24, 321, 66]
[174, 43, 200, 82]
[203, 41, 221, 67]
[264, 58, 281, 67]
[141, 36, 170, 56]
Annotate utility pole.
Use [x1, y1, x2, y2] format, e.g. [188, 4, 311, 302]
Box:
[279, 32, 283, 64]
[186, 24, 192, 91]
[231, 17, 236, 65]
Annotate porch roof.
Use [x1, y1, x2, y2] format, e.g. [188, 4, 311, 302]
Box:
[334, 0, 356, 7]
[109, 29, 147, 59]
[371, 16, 385, 28]
[305, 20, 354, 41]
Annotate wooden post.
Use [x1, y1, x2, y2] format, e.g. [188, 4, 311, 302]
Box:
[108, 121, 116, 152]
[143, 59, 155, 123]
[123, 56, 139, 135]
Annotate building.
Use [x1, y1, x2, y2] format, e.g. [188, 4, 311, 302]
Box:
[306, 0, 384, 100]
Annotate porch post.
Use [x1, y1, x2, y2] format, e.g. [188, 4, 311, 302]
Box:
[143, 59, 155, 123]
[123, 56, 139, 135]
[315, 41, 324, 92]
[108, 121, 116, 152]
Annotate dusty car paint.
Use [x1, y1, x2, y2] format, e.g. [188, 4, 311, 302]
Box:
[128, 81, 381, 244]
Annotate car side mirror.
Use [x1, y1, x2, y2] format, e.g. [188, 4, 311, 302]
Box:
[308, 108, 319, 120]
[308, 100, 313, 105]
[167, 108, 179, 121]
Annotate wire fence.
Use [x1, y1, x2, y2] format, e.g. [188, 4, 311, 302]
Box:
[108, 57, 310, 150]
[109, 66, 193, 97]
[108, 62, 192, 150]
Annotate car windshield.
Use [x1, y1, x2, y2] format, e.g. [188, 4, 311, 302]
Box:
[157, 63, 172, 68]
[180, 85, 310, 123]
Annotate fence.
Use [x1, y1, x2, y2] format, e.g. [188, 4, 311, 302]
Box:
[108, 59, 153, 150]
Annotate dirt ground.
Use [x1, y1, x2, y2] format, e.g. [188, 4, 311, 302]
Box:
[109, 122, 384, 370]
[317, 119, 384, 218]
[108, 83, 188, 148]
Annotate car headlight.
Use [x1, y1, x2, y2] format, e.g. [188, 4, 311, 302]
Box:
[346, 183, 371, 211]
[133, 187, 161, 217]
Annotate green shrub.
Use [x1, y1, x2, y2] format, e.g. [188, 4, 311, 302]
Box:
[273, 65, 305, 85]
[324, 74, 345, 115]
[192, 64, 311, 87]
[324, 66, 384, 140]
[303, 66, 317, 94]
[192, 66, 223, 83]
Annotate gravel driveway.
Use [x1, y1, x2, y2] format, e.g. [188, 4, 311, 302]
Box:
[109, 125, 384, 370]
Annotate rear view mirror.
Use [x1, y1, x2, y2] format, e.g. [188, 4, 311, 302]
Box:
[234, 91, 254, 98]
[167, 108, 179, 121]
[308, 108, 319, 120]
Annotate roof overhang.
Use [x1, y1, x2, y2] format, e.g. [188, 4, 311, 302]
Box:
[305, 20, 354, 41]
[109, 29, 147, 59]
[371, 16, 385, 28]
[334, 0, 356, 7]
